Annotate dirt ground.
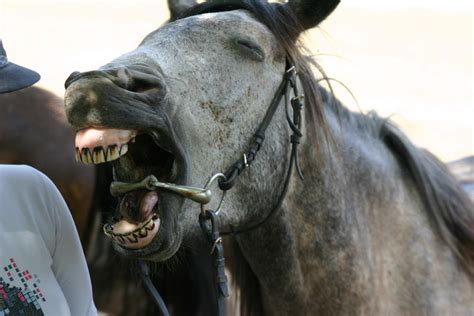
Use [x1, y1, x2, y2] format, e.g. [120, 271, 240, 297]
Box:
[1, 0, 472, 162]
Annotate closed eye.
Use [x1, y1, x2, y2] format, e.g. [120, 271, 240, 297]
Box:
[235, 39, 265, 61]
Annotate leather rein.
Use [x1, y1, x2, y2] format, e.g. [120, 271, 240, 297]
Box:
[139, 59, 304, 316]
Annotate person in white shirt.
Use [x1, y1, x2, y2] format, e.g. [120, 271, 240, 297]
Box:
[0, 39, 97, 316]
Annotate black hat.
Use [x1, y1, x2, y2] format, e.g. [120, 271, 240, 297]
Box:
[0, 40, 40, 93]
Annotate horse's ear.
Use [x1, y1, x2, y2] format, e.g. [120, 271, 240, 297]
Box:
[168, 0, 198, 20]
[285, 0, 340, 31]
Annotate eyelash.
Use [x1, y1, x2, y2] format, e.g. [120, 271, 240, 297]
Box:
[235, 39, 265, 61]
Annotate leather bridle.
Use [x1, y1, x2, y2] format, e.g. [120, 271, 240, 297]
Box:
[218, 59, 304, 235]
[140, 58, 304, 316]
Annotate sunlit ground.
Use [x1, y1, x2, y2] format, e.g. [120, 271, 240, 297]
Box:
[1, 0, 472, 161]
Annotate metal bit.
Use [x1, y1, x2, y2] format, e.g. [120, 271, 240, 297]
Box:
[110, 175, 212, 204]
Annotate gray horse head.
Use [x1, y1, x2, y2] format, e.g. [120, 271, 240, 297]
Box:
[64, 0, 338, 261]
[65, 0, 474, 314]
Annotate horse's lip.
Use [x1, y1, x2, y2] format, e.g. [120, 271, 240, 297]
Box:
[74, 128, 139, 164]
[103, 214, 160, 249]
[112, 231, 182, 261]
[75, 128, 138, 151]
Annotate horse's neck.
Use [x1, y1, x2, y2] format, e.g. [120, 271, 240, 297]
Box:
[234, 100, 394, 314]
[237, 95, 474, 314]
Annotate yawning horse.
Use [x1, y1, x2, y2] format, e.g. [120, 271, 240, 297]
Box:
[63, 0, 474, 314]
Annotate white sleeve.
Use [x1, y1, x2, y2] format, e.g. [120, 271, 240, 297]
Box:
[38, 171, 98, 316]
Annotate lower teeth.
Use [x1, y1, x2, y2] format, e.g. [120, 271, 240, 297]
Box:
[104, 214, 157, 243]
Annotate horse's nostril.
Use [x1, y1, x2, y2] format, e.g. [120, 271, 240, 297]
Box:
[128, 77, 162, 93]
[107, 66, 164, 94]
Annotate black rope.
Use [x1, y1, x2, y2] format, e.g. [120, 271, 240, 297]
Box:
[138, 260, 170, 316]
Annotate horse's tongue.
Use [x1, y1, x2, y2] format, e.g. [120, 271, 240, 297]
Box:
[75, 128, 137, 149]
[105, 190, 160, 249]
[139, 191, 158, 220]
[117, 190, 158, 226]
[113, 190, 158, 235]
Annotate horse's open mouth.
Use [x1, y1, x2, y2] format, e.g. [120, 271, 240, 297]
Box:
[75, 127, 180, 253]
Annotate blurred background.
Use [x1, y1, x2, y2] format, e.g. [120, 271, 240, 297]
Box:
[0, 0, 472, 162]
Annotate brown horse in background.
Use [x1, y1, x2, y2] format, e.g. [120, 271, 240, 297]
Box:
[0, 86, 128, 313]
[0, 86, 96, 240]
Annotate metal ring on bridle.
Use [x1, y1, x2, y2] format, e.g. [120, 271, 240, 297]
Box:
[201, 173, 227, 215]
[210, 237, 223, 254]
[291, 95, 304, 102]
[243, 154, 249, 168]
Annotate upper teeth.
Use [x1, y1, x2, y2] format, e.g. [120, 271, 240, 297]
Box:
[74, 128, 137, 164]
[75, 144, 128, 164]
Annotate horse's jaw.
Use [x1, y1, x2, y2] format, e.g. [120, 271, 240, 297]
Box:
[70, 118, 189, 261]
